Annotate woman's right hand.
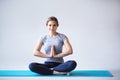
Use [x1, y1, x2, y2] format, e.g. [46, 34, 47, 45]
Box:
[50, 45, 56, 58]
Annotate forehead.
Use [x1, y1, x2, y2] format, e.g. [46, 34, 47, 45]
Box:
[48, 21, 57, 24]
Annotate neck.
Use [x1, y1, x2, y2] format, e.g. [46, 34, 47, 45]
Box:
[49, 32, 58, 37]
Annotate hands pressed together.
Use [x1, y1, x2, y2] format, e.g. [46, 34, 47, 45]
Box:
[49, 45, 56, 58]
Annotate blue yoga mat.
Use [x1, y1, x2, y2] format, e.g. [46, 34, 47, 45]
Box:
[0, 70, 112, 77]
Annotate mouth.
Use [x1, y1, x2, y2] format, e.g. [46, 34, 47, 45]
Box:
[50, 29, 54, 31]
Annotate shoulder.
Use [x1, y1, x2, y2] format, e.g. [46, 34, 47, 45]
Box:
[40, 34, 48, 41]
[58, 33, 67, 41]
[58, 33, 66, 37]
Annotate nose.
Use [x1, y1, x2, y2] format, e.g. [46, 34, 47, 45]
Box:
[51, 26, 54, 29]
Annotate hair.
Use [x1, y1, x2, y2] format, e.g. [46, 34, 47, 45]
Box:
[46, 16, 59, 26]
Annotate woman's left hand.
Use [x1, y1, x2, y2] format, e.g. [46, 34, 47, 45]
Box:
[50, 45, 56, 57]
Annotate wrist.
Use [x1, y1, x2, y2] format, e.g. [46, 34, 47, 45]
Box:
[48, 53, 53, 58]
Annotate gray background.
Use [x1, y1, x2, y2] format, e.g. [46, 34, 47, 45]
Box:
[0, 0, 120, 80]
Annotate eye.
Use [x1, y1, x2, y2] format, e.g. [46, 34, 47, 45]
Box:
[49, 25, 51, 26]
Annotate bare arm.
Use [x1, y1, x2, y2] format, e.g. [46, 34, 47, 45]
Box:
[33, 40, 52, 58]
[52, 37, 73, 58]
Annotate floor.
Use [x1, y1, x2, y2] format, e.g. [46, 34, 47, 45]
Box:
[0, 70, 119, 80]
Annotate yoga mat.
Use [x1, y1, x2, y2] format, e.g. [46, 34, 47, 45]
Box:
[0, 70, 112, 77]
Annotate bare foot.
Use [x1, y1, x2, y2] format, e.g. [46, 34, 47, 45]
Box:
[50, 68, 53, 70]
[53, 70, 70, 75]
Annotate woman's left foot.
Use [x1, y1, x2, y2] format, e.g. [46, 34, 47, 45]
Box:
[66, 72, 70, 76]
[53, 70, 70, 75]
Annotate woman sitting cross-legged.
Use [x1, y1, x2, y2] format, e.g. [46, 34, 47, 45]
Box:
[29, 16, 77, 75]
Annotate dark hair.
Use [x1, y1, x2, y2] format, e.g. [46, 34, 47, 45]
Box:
[46, 16, 59, 26]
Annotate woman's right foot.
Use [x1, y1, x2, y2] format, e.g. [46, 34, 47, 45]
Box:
[53, 70, 70, 75]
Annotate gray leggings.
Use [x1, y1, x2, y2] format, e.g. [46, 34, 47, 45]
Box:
[29, 60, 77, 75]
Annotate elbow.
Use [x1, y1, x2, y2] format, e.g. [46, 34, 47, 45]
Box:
[68, 49, 73, 55]
[33, 51, 38, 56]
[33, 52, 37, 56]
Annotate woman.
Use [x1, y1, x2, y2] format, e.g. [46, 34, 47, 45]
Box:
[29, 16, 77, 75]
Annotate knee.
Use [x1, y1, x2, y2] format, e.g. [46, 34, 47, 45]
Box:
[68, 60, 77, 68]
[29, 63, 37, 71]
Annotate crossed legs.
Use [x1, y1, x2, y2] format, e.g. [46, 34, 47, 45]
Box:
[29, 60, 77, 75]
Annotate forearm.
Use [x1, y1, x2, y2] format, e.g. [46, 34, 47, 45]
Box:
[33, 51, 51, 58]
[53, 50, 73, 58]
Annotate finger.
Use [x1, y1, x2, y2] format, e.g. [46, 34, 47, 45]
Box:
[51, 45, 54, 49]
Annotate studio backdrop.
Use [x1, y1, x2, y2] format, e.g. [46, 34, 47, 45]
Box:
[0, 0, 120, 71]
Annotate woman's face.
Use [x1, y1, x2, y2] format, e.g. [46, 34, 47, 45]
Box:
[47, 21, 58, 33]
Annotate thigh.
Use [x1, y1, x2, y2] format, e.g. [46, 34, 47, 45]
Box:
[29, 62, 47, 69]
[29, 62, 53, 75]
[44, 62, 61, 68]
[54, 60, 77, 72]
